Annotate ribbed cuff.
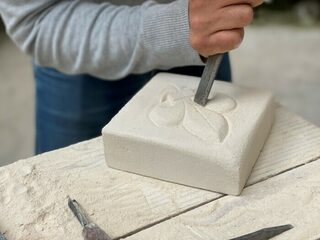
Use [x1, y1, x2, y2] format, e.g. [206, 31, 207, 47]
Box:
[141, 0, 203, 69]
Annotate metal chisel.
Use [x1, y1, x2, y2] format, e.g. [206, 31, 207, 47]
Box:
[68, 197, 111, 240]
[194, 54, 224, 106]
[230, 224, 294, 240]
[0, 232, 7, 240]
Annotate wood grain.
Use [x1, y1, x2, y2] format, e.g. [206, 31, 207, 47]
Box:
[126, 160, 320, 240]
[0, 107, 320, 239]
[248, 107, 320, 185]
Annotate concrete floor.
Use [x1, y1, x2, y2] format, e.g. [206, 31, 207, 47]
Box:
[232, 25, 320, 128]
[0, 24, 320, 166]
[0, 31, 34, 166]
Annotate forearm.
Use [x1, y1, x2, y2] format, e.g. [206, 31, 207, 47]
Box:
[0, 0, 202, 80]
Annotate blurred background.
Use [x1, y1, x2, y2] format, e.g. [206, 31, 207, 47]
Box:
[0, 0, 320, 167]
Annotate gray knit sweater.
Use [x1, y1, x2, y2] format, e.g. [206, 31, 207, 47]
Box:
[0, 0, 203, 80]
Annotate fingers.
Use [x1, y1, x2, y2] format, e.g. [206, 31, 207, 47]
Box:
[189, 0, 261, 56]
[212, 4, 254, 32]
[216, 0, 264, 8]
[189, 4, 253, 32]
[211, 28, 245, 53]
[248, 0, 264, 7]
[190, 28, 245, 57]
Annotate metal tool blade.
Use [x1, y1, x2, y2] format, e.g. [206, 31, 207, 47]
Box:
[194, 54, 223, 106]
[230, 224, 293, 240]
[68, 197, 112, 240]
[68, 197, 90, 227]
[0, 232, 7, 240]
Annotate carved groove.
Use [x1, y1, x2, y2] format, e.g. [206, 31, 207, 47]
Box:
[149, 86, 237, 143]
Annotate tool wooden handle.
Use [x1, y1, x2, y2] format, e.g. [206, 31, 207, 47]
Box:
[83, 223, 112, 240]
[0, 233, 7, 240]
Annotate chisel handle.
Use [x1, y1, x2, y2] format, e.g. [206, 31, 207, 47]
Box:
[0, 233, 7, 240]
[83, 223, 112, 240]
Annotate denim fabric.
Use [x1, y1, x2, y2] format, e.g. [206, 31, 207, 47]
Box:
[34, 53, 231, 154]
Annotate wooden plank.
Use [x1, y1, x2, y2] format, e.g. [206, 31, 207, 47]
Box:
[0, 107, 320, 240]
[0, 139, 220, 240]
[248, 107, 320, 185]
[126, 159, 320, 240]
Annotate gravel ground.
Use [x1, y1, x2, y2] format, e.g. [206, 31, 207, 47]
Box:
[0, 24, 320, 166]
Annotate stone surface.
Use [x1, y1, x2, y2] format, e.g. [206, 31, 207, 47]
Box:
[1, 107, 320, 240]
[102, 73, 275, 195]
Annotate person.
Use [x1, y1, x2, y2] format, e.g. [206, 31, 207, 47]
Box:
[0, 0, 263, 153]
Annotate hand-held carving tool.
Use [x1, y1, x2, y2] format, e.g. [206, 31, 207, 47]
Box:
[0, 232, 7, 240]
[68, 197, 112, 240]
[194, 54, 224, 106]
[230, 224, 294, 240]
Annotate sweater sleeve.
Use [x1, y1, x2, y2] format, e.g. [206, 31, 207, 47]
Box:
[0, 0, 203, 80]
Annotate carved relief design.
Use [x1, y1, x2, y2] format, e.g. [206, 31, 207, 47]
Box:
[149, 85, 236, 143]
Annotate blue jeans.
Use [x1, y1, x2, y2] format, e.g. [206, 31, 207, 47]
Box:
[34, 54, 231, 154]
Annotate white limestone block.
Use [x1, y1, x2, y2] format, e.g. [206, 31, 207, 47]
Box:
[102, 73, 275, 195]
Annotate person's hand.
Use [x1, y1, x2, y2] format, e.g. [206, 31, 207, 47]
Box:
[189, 0, 263, 57]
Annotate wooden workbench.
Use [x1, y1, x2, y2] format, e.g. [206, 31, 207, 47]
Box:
[1, 106, 320, 240]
